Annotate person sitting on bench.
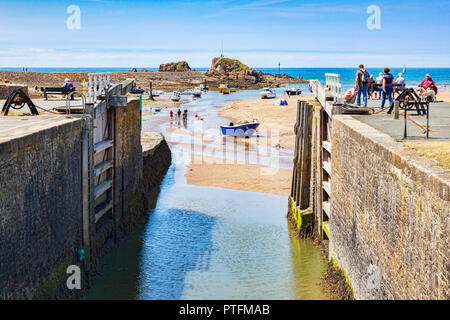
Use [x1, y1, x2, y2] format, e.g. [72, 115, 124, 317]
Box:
[418, 74, 438, 102]
[394, 73, 406, 98]
[63, 78, 73, 88]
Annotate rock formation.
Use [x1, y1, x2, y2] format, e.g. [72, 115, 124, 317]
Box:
[159, 61, 191, 72]
[206, 57, 261, 82]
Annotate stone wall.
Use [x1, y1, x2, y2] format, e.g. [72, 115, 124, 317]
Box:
[0, 118, 85, 299]
[141, 132, 172, 209]
[330, 115, 449, 300]
[0, 98, 172, 299]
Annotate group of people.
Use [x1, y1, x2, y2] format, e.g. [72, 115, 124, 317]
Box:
[170, 108, 188, 121]
[351, 64, 439, 109]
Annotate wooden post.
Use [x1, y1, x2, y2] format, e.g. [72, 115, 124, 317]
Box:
[394, 100, 399, 119]
[403, 106, 407, 139]
[149, 81, 153, 100]
[298, 102, 312, 209]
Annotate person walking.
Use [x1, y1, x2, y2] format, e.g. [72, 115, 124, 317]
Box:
[381, 68, 394, 111]
[367, 75, 376, 100]
[375, 72, 384, 99]
[354, 64, 370, 107]
[177, 108, 182, 119]
[170, 110, 174, 119]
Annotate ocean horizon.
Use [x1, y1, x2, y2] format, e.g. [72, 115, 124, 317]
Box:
[1, 67, 449, 89]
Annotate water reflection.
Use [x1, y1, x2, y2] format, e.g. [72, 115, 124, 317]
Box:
[87, 86, 328, 300]
[137, 207, 216, 300]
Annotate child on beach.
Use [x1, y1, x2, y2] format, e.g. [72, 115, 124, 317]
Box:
[170, 110, 174, 119]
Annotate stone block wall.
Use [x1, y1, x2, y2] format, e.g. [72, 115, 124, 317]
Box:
[0, 119, 85, 299]
[330, 115, 449, 299]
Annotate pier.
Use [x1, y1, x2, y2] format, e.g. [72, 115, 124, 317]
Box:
[289, 74, 450, 299]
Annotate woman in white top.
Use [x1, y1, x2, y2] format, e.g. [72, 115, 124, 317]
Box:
[374, 73, 383, 99]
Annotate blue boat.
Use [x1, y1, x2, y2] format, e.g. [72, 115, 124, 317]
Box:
[130, 89, 145, 94]
[220, 121, 260, 137]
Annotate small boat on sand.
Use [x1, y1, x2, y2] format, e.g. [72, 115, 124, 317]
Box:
[151, 90, 164, 97]
[130, 89, 145, 94]
[192, 89, 202, 98]
[260, 88, 276, 99]
[170, 91, 181, 102]
[218, 84, 236, 94]
[220, 119, 260, 137]
[285, 88, 302, 96]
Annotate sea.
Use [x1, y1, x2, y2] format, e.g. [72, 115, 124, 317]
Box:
[2, 67, 449, 90]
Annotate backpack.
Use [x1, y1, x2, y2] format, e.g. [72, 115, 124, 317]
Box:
[361, 70, 369, 84]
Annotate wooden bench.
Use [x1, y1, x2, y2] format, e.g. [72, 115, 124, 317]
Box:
[372, 83, 405, 90]
[370, 83, 405, 98]
[40, 87, 76, 100]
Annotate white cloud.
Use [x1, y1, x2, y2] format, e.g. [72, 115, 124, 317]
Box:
[0, 47, 448, 68]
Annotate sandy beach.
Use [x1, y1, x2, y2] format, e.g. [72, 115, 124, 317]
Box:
[185, 155, 293, 196]
[183, 94, 315, 196]
[437, 91, 450, 103]
[219, 94, 316, 150]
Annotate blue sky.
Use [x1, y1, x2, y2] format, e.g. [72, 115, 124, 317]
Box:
[0, 0, 449, 67]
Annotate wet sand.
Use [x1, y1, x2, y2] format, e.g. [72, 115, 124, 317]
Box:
[184, 93, 314, 196]
[219, 94, 316, 150]
[186, 155, 292, 196]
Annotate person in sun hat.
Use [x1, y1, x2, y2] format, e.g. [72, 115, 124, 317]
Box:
[62, 78, 73, 88]
[418, 74, 438, 102]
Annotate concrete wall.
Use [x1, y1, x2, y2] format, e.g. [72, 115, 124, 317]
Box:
[330, 115, 449, 300]
[0, 118, 86, 299]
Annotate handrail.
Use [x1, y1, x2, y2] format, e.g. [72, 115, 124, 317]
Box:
[87, 73, 111, 104]
[66, 91, 87, 115]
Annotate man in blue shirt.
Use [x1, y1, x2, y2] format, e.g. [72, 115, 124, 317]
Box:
[354, 64, 370, 107]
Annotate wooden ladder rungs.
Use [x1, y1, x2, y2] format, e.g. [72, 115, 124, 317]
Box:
[322, 160, 332, 175]
[323, 201, 331, 217]
[322, 181, 331, 196]
[94, 180, 112, 200]
[94, 140, 113, 155]
[323, 140, 332, 154]
[94, 160, 113, 178]
[94, 200, 113, 223]
[323, 221, 330, 239]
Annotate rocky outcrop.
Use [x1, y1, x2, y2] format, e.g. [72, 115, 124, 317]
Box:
[159, 61, 191, 72]
[205, 57, 308, 87]
[206, 57, 262, 82]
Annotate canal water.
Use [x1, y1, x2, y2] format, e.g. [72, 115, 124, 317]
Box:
[87, 86, 328, 300]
